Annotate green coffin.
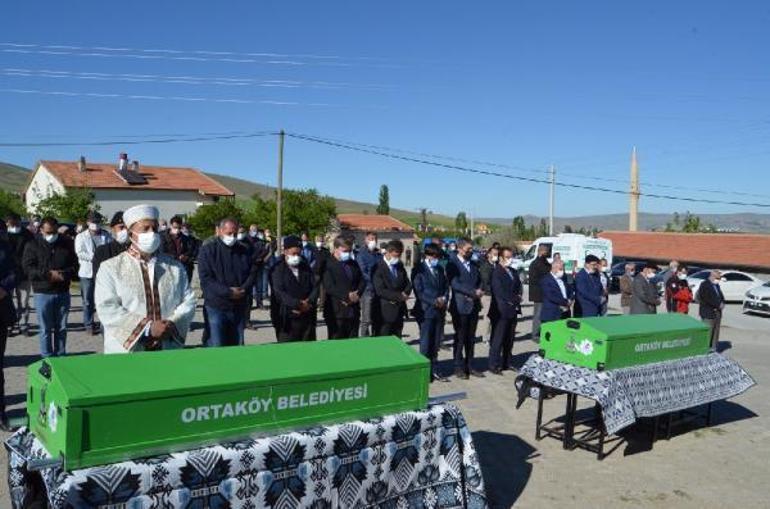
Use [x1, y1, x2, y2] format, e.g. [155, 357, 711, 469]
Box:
[27, 337, 430, 470]
[540, 314, 711, 370]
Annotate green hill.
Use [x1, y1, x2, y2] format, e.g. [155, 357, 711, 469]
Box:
[0, 162, 30, 192]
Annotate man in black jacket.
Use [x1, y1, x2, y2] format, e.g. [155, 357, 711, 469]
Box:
[373, 240, 412, 337]
[22, 217, 77, 357]
[5, 213, 32, 336]
[528, 245, 551, 341]
[489, 247, 522, 374]
[322, 235, 365, 339]
[0, 233, 17, 429]
[699, 270, 725, 351]
[93, 211, 130, 280]
[160, 215, 196, 282]
[272, 236, 319, 342]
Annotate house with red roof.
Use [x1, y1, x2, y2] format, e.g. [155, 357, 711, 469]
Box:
[335, 213, 418, 266]
[25, 153, 234, 220]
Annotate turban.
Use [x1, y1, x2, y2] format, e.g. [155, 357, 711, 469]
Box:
[123, 204, 159, 229]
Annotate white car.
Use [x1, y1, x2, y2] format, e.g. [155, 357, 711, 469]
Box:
[688, 270, 766, 303]
[743, 281, 770, 316]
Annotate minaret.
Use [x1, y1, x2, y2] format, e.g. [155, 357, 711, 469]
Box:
[629, 146, 640, 231]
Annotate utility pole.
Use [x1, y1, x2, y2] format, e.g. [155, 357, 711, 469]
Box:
[629, 146, 639, 232]
[470, 210, 475, 238]
[548, 164, 555, 236]
[276, 129, 285, 251]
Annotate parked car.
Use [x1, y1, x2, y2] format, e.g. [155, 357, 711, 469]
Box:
[609, 261, 646, 293]
[653, 266, 704, 296]
[743, 281, 770, 316]
[688, 270, 765, 302]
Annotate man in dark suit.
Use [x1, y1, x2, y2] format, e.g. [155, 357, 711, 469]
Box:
[373, 240, 412, 337]
[272, 235, 319, 342]
[93, 211, 130, 280]
[447, 238, 484, 379]
[528, 245, 551, 340]
[630, 263, 660, 315]
[540, 260, 572, 323]
[413, 243, 449, 382]
[0, 232, 17, 429]
[575, 255, 604, 317]
[699, 270, 725, 351]
[160, 215, 196, 282]
[489, 247, 522, 374]
[322, 235, 366, 339]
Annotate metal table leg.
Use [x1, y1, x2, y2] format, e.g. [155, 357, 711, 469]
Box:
[535, 386, 545, 441]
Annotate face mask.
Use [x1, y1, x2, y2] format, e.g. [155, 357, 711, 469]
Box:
[44, 233, 58, 244]
[249, 230, 258, 238]
[554, 270, 564, 279]
[677, 273, 687, 280]
[76, 225, 84, 233]
[315, 241, 323, 248]
[257, 233, 265, 240]
[428, 258, 439, 268]
[490, 255, 499, 264]
[159, 225, 168, 232]
[7, 226, 20, 234]
[646, 272, 656, 280]
[471, 252, 480, 262]
[221, 235, 236, 247]
[367, 240, 377, 250]
[387, 256, 400, 266]
[116, 229, 129, 244]
[88, 222, 99, 232]
[33, 221, 40, 228]
[338, 251, 351, 262]
[181, 229, 190, 237]
[170, 227, 180, 235]
[135, 231, 160, 254]
[448, 245, 457, 252]
[237, 233, 246, 241]
[286, 254, 301, 267]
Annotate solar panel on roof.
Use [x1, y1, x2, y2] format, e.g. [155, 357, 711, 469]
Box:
[114, 169, 148, 185]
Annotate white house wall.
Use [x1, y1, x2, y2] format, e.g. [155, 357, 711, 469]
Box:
[26, 165, 67, 213]
[92, 189, 213, 220]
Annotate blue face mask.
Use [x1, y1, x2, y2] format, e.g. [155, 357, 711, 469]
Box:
[428, 258, 439, 268]
[471, 252, 480, 262]
[339, 251, 351, 262]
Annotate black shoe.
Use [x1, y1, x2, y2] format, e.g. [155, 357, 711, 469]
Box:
[454, 368, 469, 380]
[470, 370, 486, 378]
[490, 368, 504, 376]
[432, 373, 450, 383]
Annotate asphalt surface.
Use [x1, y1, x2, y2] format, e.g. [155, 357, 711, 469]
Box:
[0, 287, 767, 508]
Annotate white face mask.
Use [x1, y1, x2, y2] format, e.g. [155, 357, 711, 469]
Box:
[116, 229, 129, 244]
[286, 254, 301, 267]
[249, 230, 258, 238]
[387, 256, 400, 266]
[554, 270, 564, 279]
[88, 222, 99, 232]
[76, 224, 84, 233]
[677, 273, 687, 280]
[315, 241, 323, 248]
[221, 235, 236, 247]
[490, 255, 499, 263]
[44, 233, 58, 244]
[367, 240, 377, 250]
[338, 250, 351, 262]
[170, 227, 180, 235]
[646, 272, 656, 280]
[7, 226, 20, 234]
[135, 231, 160, 254]
[237, 233, 246, 241]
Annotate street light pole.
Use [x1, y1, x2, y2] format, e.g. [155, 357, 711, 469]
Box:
[548, 164, 555, 236]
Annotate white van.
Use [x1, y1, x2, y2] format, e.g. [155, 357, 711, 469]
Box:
[521, 234, 613, 281]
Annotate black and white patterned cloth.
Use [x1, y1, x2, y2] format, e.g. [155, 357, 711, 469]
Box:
[5, 404, 488, 509]
[516, 353, 755, 435]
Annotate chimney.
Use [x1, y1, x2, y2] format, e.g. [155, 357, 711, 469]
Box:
[131, 160, 139, 173]
[118, 153, 128, 172]
[78, 156, 86, 173]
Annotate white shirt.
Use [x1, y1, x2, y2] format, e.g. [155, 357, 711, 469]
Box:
[552, 273, 568, 299]
[75, 229, 110, 279]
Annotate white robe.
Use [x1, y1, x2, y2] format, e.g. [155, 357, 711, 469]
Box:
[95, 251, 196, 354]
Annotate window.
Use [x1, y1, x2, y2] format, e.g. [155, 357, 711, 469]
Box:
[690, 271, 710, 280]
[723, 273, 752, 282]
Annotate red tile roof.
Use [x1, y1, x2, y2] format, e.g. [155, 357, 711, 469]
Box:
[337, 214, 415, 233]
[599, 231, 770, 270]
[36, 160, 234, 196]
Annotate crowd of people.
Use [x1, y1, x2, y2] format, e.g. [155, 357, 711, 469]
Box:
[0, 204, 731, 430]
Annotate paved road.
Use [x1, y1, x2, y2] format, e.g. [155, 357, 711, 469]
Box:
[1, 288, 767, 508]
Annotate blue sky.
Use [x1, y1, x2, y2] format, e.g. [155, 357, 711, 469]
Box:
[2, 1, 770, 219]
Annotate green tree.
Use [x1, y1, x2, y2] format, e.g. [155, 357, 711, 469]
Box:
[536, 218, 548, 238]
[376, 184, 390, 215]
[35, 188, 99, 223]
[244, 188, 337, 237]
[454, 212, 468, 234]
[0, 190, 24, 219]
[563, 224, 573, 233]
[187, 199, 244, 238]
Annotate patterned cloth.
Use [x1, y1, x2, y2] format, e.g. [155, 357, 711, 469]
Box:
[516, 353, 755, 435]
[5, 404, 488, 509]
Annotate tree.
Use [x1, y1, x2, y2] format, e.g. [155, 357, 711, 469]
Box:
[419, 208, 429, 231]
[536, 218, 548, 238]
[563, 224, 573, 233]
[187, 199, 244, 238]
[34, 188, 99, 223]
[377, 184, 390, 215]
[455, 212, 468, 234]
[0, 190, 24, 219]
[244, 188, 337, 237]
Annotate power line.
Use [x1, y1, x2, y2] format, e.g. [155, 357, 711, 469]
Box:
[286, 132, 770, 209]
[0, 131, 277, 147]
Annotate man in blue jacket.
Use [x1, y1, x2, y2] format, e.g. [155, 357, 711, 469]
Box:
[412, 243, 450, 382]
[540, 260, 572, 323]
[197, 218, 258, 347]
[575, 255, 604, 317]
[356, 231, 381, 337]
[488, 247, 522, 375]
[447, 238, 484, 379]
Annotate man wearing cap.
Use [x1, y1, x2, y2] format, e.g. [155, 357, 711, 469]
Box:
[272, 235, 319, 342]
[574, 255, 604, 317]
[75, 211, 111, 335]
[95, 204, 196, 354]
[93, 211, 131, 279]
[197, 217, 258, 347]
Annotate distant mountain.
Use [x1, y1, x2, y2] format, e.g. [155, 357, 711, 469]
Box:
[4, 162, 768, 232]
